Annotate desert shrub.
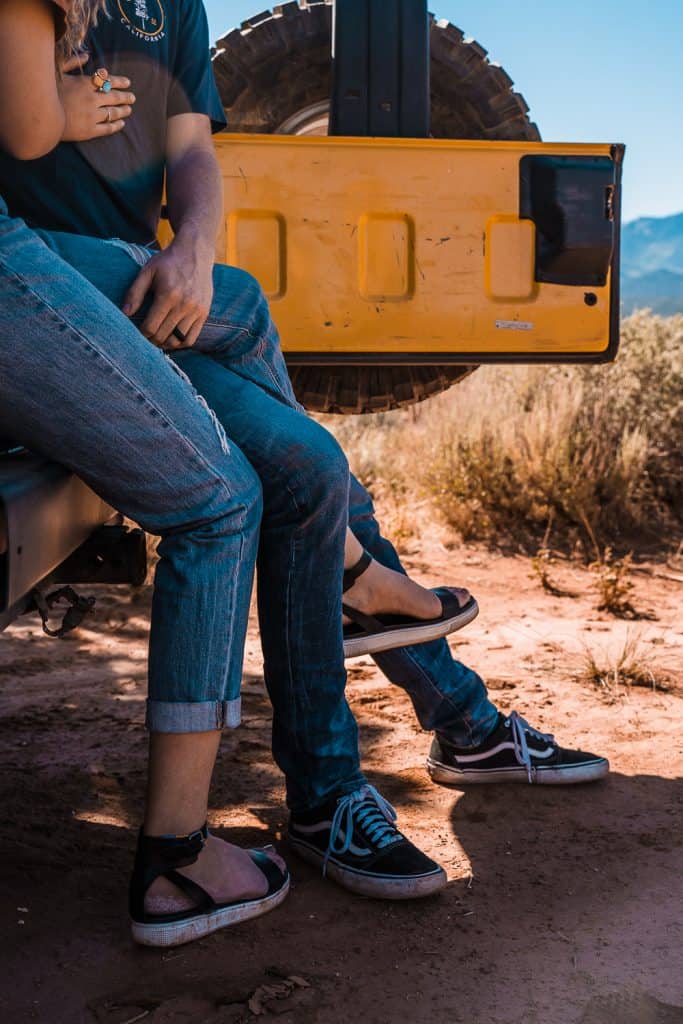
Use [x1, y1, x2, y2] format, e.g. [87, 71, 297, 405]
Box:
[580, 631, 670, 699]
[326, 312, 683, 551]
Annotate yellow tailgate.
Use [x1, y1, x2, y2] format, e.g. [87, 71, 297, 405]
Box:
[208, 135, 623, 364]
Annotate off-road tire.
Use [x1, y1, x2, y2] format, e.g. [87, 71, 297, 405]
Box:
[213, 2, 541, 414]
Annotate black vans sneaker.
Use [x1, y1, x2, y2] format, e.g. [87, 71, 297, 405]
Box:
[427, 711, 609, 785]
[288, 785, 446, 899]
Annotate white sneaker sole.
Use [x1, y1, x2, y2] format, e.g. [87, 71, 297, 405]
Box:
[289, 836, 447, 899]
[344, 599, 479, 660]
[131, 874, 290, 948]
[426, 757, 609, 786]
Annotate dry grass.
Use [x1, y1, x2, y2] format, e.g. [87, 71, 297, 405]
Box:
[530, 546, 578, 598]
[528, 520, 579, 597]
[589, 548, 643, 618]
[580, 632, 670, 701]
[326, 312, 683, 553]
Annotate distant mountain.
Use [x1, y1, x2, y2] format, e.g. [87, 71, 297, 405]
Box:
[621, 269, 683, 317]
[621, 212, 683, 315]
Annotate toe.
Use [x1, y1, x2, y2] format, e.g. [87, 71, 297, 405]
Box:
[259, 845, 287, 874]
[448, 587, 471, 608]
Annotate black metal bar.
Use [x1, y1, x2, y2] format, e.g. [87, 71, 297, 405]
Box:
[330, 0, 369, 135]
[331, 0, 430, 138]
[399, 0, 430, 136]
[368, 0, 400, 136]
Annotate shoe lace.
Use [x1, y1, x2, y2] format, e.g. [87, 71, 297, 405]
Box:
[506, 711, 555, 783]
[324, 785, 399, 875]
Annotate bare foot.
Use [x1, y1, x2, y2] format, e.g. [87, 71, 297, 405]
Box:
[344, 558, 470, 624]
[145, 835, 286, 914]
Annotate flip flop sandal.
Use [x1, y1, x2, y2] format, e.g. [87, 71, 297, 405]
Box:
[342, 550, 479, 659]
[129, 825, 290, 948]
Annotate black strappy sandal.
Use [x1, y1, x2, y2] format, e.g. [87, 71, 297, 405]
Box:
[129, 825, 290, 948]
[342, 550, 479, 659]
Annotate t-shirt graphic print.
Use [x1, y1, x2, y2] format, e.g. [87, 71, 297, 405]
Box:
[117, 0, 166, 42]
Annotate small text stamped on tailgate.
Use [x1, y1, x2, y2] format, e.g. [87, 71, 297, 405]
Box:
[495, 319, 534, 331]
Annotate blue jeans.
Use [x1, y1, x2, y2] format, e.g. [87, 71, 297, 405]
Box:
[0, 203, 262, 733]
[15, 225, 499, 807]
[24, 222, 368, 806]
[1, 210, 366, 810]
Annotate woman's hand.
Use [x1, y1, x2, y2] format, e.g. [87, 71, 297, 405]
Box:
[59, 54, 135, 142]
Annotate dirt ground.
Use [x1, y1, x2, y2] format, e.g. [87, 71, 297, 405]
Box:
[1, 531, 682, 1024]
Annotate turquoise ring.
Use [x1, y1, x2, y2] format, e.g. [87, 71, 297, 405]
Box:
[92, 68, 111, 92]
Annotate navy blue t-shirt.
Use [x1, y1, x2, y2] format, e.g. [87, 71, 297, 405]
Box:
[0, 0, 226, 245]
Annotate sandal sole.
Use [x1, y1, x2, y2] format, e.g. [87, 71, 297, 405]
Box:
[344, 599, 479, 659]
[131, 874, 290, 948]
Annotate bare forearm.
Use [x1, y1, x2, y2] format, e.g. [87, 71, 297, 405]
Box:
[124, 117, 222, 349]
[165, 146, 222, 259]
[0, 0, 65, 159]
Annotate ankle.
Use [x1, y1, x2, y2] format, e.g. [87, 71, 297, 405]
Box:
[142, 822, 207, 839]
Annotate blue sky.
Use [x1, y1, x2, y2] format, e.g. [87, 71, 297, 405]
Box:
[204, 1, 683, 223]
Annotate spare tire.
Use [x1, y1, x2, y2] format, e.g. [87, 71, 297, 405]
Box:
[212, 1, 541, 414]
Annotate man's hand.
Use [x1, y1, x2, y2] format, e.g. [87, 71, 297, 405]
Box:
[123, 233, 215, 349]
[123, 114, 222, 349]
[59, 54, 136, 142]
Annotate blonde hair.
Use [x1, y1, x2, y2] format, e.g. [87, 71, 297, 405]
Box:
[57, 0, 109, 60]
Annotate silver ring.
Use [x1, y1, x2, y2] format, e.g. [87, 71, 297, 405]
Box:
[105, 107, 112, 123]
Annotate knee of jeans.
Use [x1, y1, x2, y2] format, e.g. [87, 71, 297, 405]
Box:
[216, 265, 269, 325]
[244, 471, 264, 531]
[157, 468, 262, 570]
[235, 465, 264, 534]
[216, 263, 260, 296]
[244, 273, 277, 341]
[291, 422, 350, 513]
[209, 460, 263, 540]
[239, 268, 266, 306]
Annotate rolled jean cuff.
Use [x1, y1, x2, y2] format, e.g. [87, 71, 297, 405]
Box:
[145, 698, 241, 733]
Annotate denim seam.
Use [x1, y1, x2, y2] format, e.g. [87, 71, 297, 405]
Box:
[204, 322, 290, 402]
[103, 238, 154, 268]
[201, 310, 297, 407]
[166, 357, 230, 455]
[219, 526, 246, 706]
[284, 533, 298, 728]
[255, 335, 299, 405]
[0, 255, 241, 506]
[272, 529, 326, 808]
[284, 492, 352, 808]
[203, 320, 253, 335]
[205, 321, 299, 407]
